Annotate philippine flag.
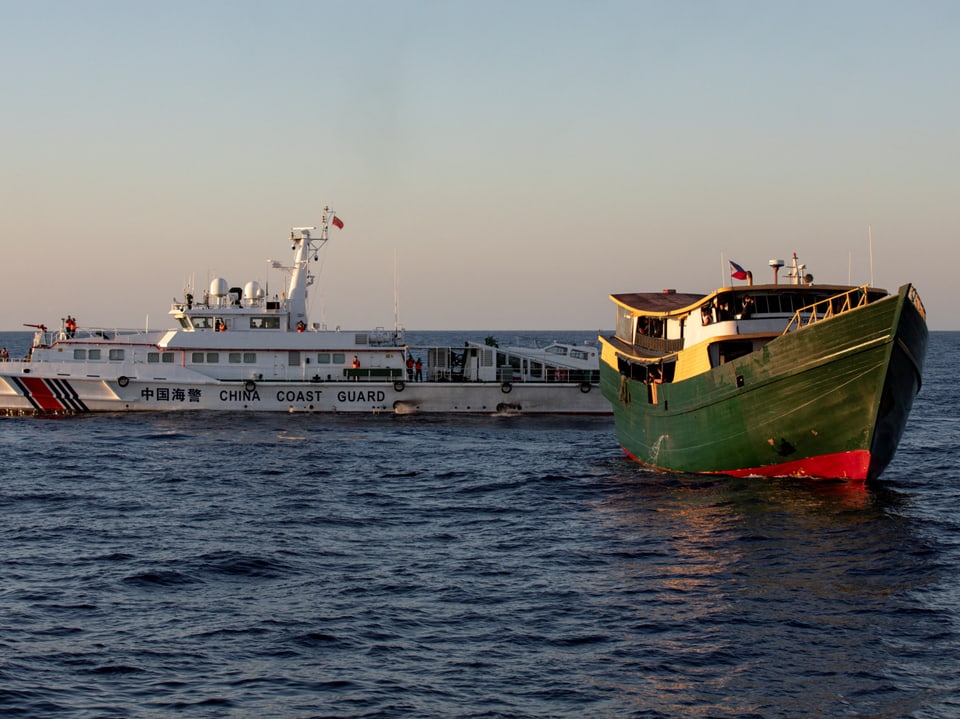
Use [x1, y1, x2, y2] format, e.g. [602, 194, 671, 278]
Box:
[730, 261, 748, 280]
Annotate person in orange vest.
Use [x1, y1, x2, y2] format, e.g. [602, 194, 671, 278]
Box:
[415, 358, 423, 382]
[352, 355, 360, 369]
[297, 321, 306, 332]
[406, 355, 414, 380]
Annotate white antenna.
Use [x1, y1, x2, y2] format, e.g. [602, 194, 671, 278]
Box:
[868, 224, 875, 287]
[393, 249, 400, 334]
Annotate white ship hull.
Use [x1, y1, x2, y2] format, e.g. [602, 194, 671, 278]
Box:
[1, 373, 608, 415]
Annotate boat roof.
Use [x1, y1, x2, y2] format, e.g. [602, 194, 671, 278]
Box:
[610, 292, 706, 314]
[611, 283, 871, 316]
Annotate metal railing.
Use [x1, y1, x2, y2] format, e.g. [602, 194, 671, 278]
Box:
[781, 285, 870, 335]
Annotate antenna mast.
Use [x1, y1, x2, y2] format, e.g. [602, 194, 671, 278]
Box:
[393, 249, 400, 335]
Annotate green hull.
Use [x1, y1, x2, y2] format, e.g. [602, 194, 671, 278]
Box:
[601, 285, 927, 480]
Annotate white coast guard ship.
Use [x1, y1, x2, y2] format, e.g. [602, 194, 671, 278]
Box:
[0, 208, 608, 416]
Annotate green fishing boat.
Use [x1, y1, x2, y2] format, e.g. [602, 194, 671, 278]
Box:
[598, 254, 928, 480]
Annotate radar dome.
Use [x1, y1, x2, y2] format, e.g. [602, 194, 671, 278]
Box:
[243, 281, 264, 301]
[209, 277, 229, 297]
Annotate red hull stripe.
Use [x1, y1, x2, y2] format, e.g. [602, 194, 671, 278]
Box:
[622, 448, 871, 481]
[17, 376, 68, 411]
[12, 376, 88, 412]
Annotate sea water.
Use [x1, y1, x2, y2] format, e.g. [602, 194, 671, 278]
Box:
[1, 330, 958, 718]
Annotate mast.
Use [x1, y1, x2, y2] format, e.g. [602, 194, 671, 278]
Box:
[394, 248, 400, 337]
[286, 207, 334, 330]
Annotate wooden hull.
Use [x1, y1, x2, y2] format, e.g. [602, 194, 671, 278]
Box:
[600, 285, 927, 480]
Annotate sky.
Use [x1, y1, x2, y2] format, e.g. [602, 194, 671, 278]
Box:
[2, 0, 957, 332]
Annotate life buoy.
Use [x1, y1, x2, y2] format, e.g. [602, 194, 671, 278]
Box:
[501, 382, 512, 393]
[117, 376, 129, 387]
[394, 380, 405, 392]
[579, 382, 591, 393]
[244, 380, 256, 392]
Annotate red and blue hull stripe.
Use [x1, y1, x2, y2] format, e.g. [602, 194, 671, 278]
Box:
[12, 376, 89, 413]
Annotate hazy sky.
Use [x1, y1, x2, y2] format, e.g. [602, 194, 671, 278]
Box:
[2, 1, 957, 331]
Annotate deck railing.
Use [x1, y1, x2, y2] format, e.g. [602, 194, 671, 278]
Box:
[781, 285, 870, 335]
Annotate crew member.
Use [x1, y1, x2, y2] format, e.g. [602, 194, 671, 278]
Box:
[415, 358, 423, 382]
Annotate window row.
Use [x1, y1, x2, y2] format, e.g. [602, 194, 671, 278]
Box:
[71, 350, 354, 365]
[74, 349, 125, 360]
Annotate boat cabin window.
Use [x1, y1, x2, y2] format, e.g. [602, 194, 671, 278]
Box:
[717, 340, 753, 364]
[317, 352, 346, 365]
[570, 349, 591, 361]
[714, 295, 734, 321]
[109, 349, 124, 361]
[753, 293, 806, 314]
[545, 345, 568, 356]
[191, 352, 219, 363]
[177, 317, 191, 329]
[73, 349, 85, 360]
[616, 306, 633, 343]
[88, 349, 101, 360]
[148, 352, 176, 363]
[250, 317, 281, 329]
[226, 352, 256, 364]
[192, 317, 214, 329]
[288, 351, 300, 367]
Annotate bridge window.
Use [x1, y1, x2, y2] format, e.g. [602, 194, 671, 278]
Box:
[250, 317, 281, 329]
[109, 349, 124, 361]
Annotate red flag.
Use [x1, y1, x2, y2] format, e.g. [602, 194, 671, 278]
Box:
[729, 260, 748, 280]
[331, 215, 344, 230]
